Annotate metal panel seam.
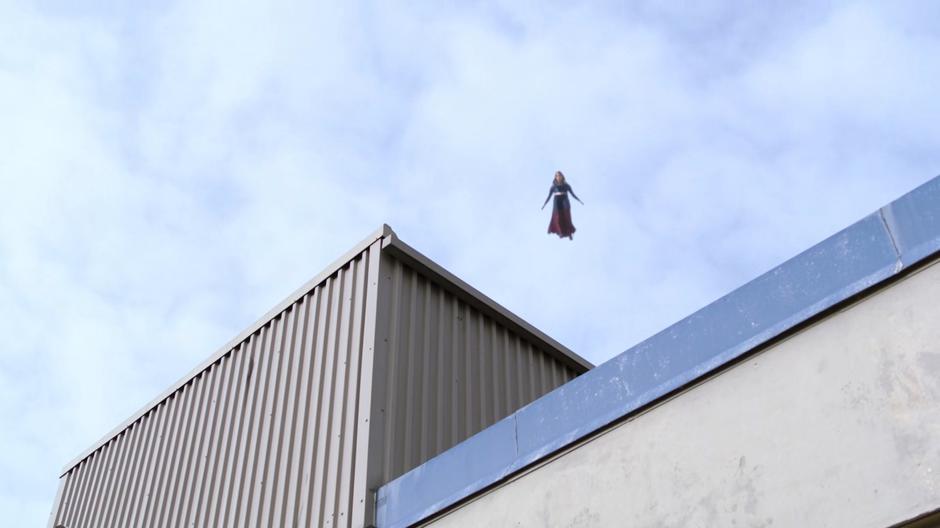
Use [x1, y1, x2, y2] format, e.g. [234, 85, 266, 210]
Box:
[878, 206, 903, 272]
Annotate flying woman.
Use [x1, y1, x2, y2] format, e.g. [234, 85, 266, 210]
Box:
[541, 171, 583, 239]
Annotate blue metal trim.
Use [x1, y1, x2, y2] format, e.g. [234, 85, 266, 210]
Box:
[881, 175, 940, 269]
[376, 176, 940, 528]
[375, 416, 518, 528]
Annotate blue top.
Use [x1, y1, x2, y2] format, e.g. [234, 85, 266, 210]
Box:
[543, 182, 581, 209]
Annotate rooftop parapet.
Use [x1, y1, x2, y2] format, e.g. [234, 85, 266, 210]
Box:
[376, 174, 940, 528]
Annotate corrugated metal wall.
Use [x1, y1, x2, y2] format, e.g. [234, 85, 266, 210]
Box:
[51, 244, 380, 528]
[49, 233, 585, 528]
[375, 255, 582, 484]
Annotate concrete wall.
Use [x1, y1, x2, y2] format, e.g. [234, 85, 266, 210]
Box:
[424, 260, 940, 528]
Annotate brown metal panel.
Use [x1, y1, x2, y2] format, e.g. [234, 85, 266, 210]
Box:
[432, 288, 445, 455]
[381, 259, 402, 482]
[189, 354, 232, 527]
[180, 369, 215, 526]
[309, 274, 340, 527]
[140, 396, 176, 528]
[380, 233, 591, 372]
[323, 265, 353, 526]
[499, 329, 511, 417]
[265, 307, 294, 524]
[287, 290, 321, 526]
[525, 343, 538, 403]
[402, 270, 419, 472]
[212, 342, 252, 528]
[81, 452, 111, 528]
[267, 311, 297, 524]
[177, 363, 219, 526]
[170, 371, 210, 526]
[296, 284, 330, 527]
[130, 403, 168, 528]
[169, 377, 206, 526]
[97, 438, 124, 524]
[100, 424, 136, 526]
[114, 412, 151, 526]
[251, 319, 283, 526]
[158, 376, 196, 527]
[144, 386, 185, 527]
[161, 390, 193, 527]
[342, 254, 366, 517]
[352, 243, 385, 528]
[57, 468, 81, 525]
[374, 253, 587, 489]
[450, 299, 463, 445]
[229, 331, 261, 527]
[488, 323, 501, 425]
[55, 470, 76, 525]
[323, 268, 347, 526]
[337, 254, 368, 525]
[465, 305, 480, 436]
[234, 324, 273, 526]
[429, 286, 443, 456]
[58, 228, 393, 478]
[47, 475, 66, 528]
[247, 315, 287, 527]
[201, 349, 243, 528]
[457, 303, 471, 440]
[50, 231, 581, 527]
[68, 446, 95, 527]
[89, 436, 120, 527]
[61, 464, 84, 526]
[67, 459, 92, 524]
[77, 439, 111, 527]
[267, 302, 302, 528]
[346, 257, 370, 525]
[90, 435, 122, 527]
[52, 473, 70, 524]
[70, 443, 98, 526]
[420, 283, 433, 464]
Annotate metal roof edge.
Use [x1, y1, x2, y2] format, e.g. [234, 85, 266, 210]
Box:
[380, 231, 593, 372]
[375, 174, 940, 528]
[60, 225, 393, 476]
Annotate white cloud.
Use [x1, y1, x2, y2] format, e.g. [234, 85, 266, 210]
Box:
[1, 1, 939, 525]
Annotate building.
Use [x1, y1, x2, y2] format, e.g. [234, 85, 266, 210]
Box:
[377, 176, 940, 528]
[50, 176, 940, 528]
[48, 226, 591, 528]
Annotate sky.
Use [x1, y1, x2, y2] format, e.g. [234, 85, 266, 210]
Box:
[2, 0, 940, 524]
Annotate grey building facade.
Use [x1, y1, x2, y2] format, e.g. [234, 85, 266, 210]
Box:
[49, 226, 591, 528]
[50, 175, 940, 528]
[415, 232, 940, 528]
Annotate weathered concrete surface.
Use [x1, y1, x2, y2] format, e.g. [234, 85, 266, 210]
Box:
[425, 261, 940, 528]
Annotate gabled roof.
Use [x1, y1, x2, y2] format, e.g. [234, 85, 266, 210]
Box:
[61, 225, 592, 475]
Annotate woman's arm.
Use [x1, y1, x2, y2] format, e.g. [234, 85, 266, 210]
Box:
[541, 187, 553, 210]
[568, 185, 584, 204]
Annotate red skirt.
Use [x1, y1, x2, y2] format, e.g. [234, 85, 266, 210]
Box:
[548, 206, 576, 238]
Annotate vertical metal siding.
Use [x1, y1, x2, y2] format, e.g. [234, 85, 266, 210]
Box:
[376, 256, 581, 484]
[52, 247, 378, 528]
[50, 232, 586, 528]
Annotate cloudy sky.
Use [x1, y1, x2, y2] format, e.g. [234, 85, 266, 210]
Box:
[2, 0, 939, 524]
